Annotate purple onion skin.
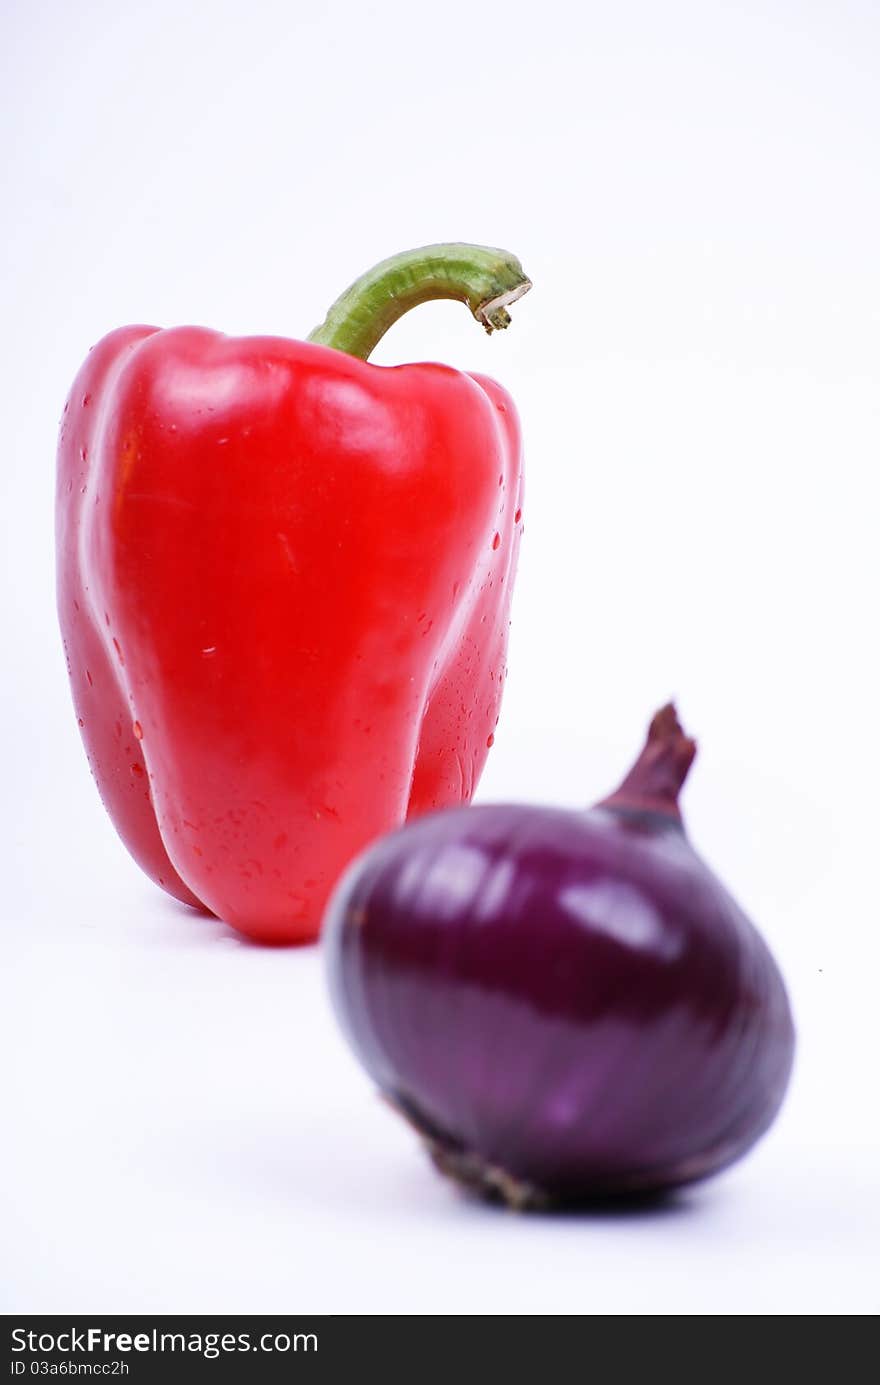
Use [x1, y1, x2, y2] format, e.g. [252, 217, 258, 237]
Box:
[324, 710, 795, 1205]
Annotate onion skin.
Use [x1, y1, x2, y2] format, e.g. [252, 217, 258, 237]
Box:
[324, 708, 795, 1205]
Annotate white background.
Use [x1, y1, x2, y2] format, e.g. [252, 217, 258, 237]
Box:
[2, 0, 878, 1315]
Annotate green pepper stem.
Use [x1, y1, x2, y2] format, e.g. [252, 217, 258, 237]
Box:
[307, 243, 532, 361]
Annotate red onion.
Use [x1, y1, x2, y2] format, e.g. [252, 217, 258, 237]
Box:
[324, 707, 795, 1206]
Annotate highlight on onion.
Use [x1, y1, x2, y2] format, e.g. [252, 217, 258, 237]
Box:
[323, 706, 795, 1207]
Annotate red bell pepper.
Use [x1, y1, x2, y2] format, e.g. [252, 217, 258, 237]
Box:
[56, 244, 531, 944]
